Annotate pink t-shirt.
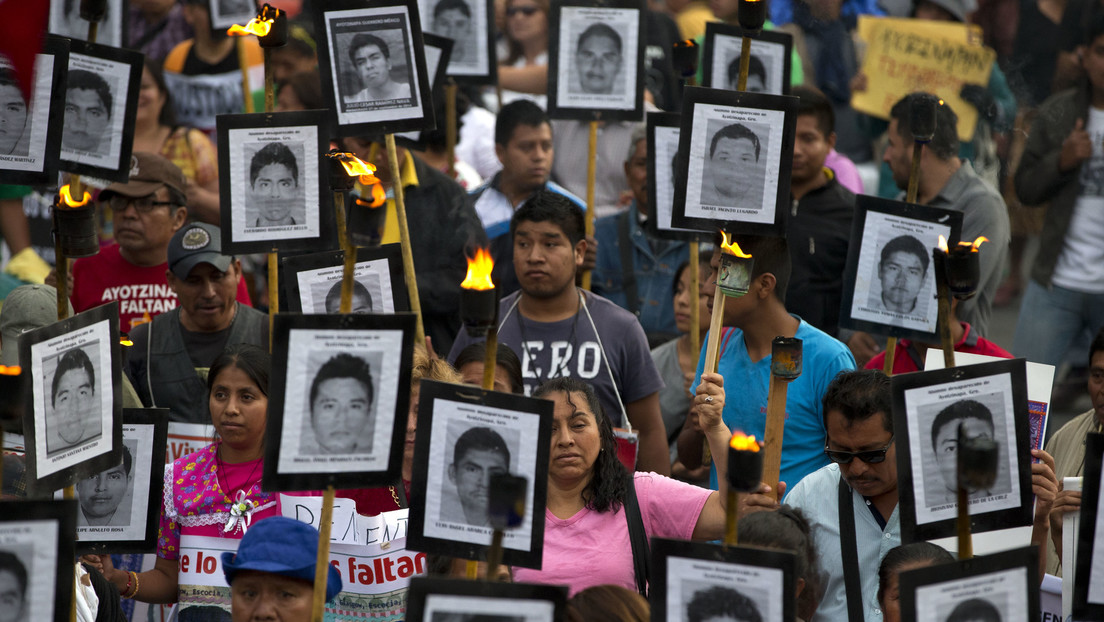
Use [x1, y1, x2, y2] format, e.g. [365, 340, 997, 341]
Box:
[513, 473, 712, 595]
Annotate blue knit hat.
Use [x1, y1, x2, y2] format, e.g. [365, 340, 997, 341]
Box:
[221, 517, 343, 602]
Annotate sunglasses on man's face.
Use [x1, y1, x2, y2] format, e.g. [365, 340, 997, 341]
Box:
[824, 436, 894, 464]
[506, 6, 540, 17]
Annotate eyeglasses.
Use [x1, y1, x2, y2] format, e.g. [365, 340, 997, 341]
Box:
[824, 436, 894, 464]
[506, 6, 539, 17]
[107, 194, 178, 214]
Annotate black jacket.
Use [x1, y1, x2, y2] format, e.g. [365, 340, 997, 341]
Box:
[785, 174, 856, 338]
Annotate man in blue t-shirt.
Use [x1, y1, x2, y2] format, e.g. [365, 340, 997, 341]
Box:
[449, 190, 670, 475]
[677, 233, 856, 492]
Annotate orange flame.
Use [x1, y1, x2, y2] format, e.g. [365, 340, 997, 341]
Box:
[937, 235, 949, 253]
[330, 152, 386, 208]
[730, 432, 760, 452]
[120, 335, 134, 347]
[461, 248, 495, 291]
[227, 5, 280, 37]
[0, 365, 20, 376]
[354, 182, 387, 208]
[59, 184, 90, 208]
[957, 236, 989, 252]
[719, 230, 752, 258]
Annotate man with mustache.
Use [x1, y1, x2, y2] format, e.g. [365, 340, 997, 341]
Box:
[124, 222, 266, 424]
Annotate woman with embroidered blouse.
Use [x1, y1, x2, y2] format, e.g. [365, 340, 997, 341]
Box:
[94, 344, 288, 606]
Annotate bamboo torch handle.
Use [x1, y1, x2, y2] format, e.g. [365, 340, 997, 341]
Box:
[761, 375, 787, 498]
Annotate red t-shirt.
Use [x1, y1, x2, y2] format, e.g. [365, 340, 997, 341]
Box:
[865, 323, 1012, 375]
[71, 243, 253, 333]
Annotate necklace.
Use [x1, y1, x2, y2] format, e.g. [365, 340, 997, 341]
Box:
[515, 290, 582, 382]
[216, 445, 262, 534]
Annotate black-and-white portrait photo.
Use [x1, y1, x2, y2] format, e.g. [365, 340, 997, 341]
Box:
[298, 260, 393, 314]
[49, 0, 125, 48]
[419, 0, 493, 79]
[396, 33, 451, 147]
[703, 25, 792, 95]
[409, 381, 552, 569]
[207, 0, 259, 32]
[677, 92, 791, 232]
[0, 501, 78, 622]
[848, 210, 949, 334]
[422, 594, 556, 622]
[60, 42, 142, 181]
[0, 38, 67, 186]
[220, 119, 323, 252]
[550, 4, 640, 116]
[408, 579, 567, 622]
[903, 560, 1033, 622]
[684, 584, 764, 622]
[266, 314, 416, 493]
[904, 376, 1018, 522]
[39, 343, 106, 460]
[75, 439, 135, 528]
[646, 113, 707, 240]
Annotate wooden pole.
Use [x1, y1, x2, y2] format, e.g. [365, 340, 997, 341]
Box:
[485, 530, 505, 580]
[445, 82, 458, 179]
[333, 192, 358, 314]
[883, 140, 926, 375]
[581, 120, 598, 290]
[956, 484, 972, 559]
[385, 134, 426, 346]
[882, 338, 897, 375]
[702, 291, 727, 374]
[736, 36, 752, 91]
[761, 375, 788, 499]
[311, 486, 335, 622]
[689, 243, 701, 360]
[935, 252, 956, 369]
[482, 331, 498, 391]
[237, 38, 255, 113]
[263, 47, 277, 348]
[724, 490, 740, 547]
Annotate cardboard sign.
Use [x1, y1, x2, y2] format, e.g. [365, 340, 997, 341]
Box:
[851, 18, 995, 141]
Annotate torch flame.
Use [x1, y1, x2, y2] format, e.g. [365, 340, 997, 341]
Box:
[227, 5, 279, 37]
[461, 248, 495, 291]
[719, 230, 752, 258]
[937, 235, 949, 252]
[0, 365, 20, 376]
[730, 432, 760, 452]
[120, 335, 134, 347]
[330, 152, 386, 208]
[59, 184, 90, 208]
[957, 236, 989, 252]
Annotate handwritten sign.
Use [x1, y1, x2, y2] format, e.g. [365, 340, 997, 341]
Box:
[281, 495, 409, 546]
[852, 18, 995, 141]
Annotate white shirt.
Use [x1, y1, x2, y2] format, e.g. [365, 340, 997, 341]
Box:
[1053, 106, 1104, 292]
[785, 463, 901, 622]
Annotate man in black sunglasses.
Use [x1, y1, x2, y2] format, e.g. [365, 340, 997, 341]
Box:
[786, 370, 898, 622]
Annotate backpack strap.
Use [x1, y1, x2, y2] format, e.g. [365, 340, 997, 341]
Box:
[623, 476, 651, 596]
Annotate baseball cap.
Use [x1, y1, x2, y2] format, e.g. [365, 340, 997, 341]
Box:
[221, 517, 343, 602]
[167, 223, 232, 280]
[916, 0, 971, 22]
[99, 152, 187, 201]
[0, 284, 73, 366]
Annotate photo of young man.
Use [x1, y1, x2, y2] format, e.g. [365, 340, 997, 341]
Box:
[573, 23, 622, 95]
[307, 353, 376, 455]
[440, 426, 511, 527]
[344, 33, 413, 103]
[46, 346, 101, 455]
[872, 234, 929, 316]
[62, 69, 112, 154]
[701, 122, 764, 208]
[248, 142, 300, 228]
[75, 443, 134, 527]
[0, 70, 28, 156]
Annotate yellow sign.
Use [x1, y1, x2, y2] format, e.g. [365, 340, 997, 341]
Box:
[852, 18, 995, 141]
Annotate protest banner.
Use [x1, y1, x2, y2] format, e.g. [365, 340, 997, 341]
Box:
[852, 18, 995, 141]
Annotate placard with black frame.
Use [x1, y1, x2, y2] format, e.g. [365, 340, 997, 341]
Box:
[49, 0, 128, 48]
[61, 408, 169, 555]
[0, 499, 78, 622]
[281, 244, 411, 315]
[1074, 433, 1104, 618]
[217, 110, 335, 255]
[702, 24, 793, 95]
[899, 546, 1039, 622]
[418, 0, 496, 83]
[264, 313, 416, 491]
[21, 302, 122, 494]
[406, 577, 567, 622]
[207, 0, 259, 35]
[839, 195, 963, 341]
[893, 358, 1033, 543]
[670, 86, 796, 236]
[58, 40, 142, 183]
[546, 0, 645, 122]
[650, 538, 796, 622]
[314, 0, 435, 137]
[645, 111, 709, 242]
[0, 36, 68, 187]
[395, 32, 453, 151]
[408, 379, 552, 569]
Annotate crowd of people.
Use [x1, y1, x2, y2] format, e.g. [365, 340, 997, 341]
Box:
[0, 0, 1102, 619]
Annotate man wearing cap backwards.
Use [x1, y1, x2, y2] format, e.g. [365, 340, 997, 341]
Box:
[222, 517, 343, 622]
[124, 222, 267, 424]
[70, 152, 251, 334]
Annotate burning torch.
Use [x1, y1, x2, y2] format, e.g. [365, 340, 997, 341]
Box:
[956, 420, 998, 559]
[228, 4, 287, 112]
[326, 150, 385, 314]
[734, 0, 766, 91]
[762, 336, 801, 499]
[485, 473, 527, 580]
[54, 184, 96, 321]
[460, 248, 499, 391]
[726, 431, 763, 546]
[933, 235, 988, 368]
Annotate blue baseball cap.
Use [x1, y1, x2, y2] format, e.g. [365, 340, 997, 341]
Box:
[221, 517, 343, 602]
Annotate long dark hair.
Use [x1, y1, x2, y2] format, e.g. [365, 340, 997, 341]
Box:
[739, 506, 823, 620]
[143, 57, 178, 128]
[533, 377, 629, 513]
[208, 344, 270, 397]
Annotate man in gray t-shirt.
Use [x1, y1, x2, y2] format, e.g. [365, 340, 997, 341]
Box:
[449, 190, 670, 475]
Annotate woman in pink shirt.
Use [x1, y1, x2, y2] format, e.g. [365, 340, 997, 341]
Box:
[515, 376, 778, 595]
